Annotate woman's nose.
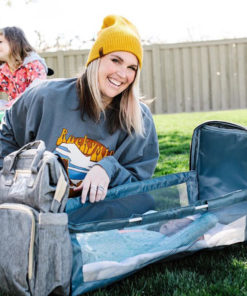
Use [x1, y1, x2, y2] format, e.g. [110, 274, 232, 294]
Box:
[116, 68, 127, 79]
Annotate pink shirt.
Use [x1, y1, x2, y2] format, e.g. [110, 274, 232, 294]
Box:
[0, 60, 47, 101]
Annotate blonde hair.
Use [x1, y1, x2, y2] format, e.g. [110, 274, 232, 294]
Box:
[77, 58, 144, 136]
[119, 70, 144, 135]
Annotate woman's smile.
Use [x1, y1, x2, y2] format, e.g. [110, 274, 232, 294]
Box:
[98, 51, 138, 100]
[108, 77, 122, 87]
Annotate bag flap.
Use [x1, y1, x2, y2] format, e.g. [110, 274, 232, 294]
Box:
[189, 120, 247, 200]
[0, 141, 69, 213]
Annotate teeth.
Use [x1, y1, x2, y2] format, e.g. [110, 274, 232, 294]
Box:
[108, 78, 121, 86]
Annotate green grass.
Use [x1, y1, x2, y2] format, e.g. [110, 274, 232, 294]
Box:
[2, 109, 247, 296]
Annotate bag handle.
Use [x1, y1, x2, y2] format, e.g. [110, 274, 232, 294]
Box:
[4, 140, 46, 174]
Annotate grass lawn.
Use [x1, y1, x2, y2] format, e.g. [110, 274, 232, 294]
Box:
[1, 109, 247, 296]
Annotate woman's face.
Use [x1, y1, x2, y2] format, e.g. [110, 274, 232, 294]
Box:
[98, 51, 138, 101]
[0, 34, 11, 62]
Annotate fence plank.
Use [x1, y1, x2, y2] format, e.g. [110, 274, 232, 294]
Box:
[68, 55, 75, 77]
[76, 55, 85, 76]
[174, 48, 183, 112]
[182, 47, 192, 112]
[142, 49, 154, 112]
[237, 44, 247, 108]
[209, 46, 221, 110]
[162, 49, 175, 113]
[152, 45, 163, 114]
[56, 52, 65, 77]
[200, 46, 210, 111]
[219, 45, 229, 109]
[191, 47, 201, 111]
[231, 43, 239, 109]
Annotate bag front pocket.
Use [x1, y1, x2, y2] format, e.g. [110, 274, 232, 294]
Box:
[0, 203, 36, 296]
[35, 213, 72, 296]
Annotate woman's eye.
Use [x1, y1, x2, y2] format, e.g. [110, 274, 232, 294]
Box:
[111, 58, 119, 63]
[129, 66, 137, 72]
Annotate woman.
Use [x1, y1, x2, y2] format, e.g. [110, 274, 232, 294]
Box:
[0, 26, 52, 105]
[0, 15, 159, 220]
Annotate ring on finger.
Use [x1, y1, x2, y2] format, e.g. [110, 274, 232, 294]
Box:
[97, 185, 105, 192]
[91, 185, 97, 191]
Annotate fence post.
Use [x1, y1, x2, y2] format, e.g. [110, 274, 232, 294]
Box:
[57, 51, 65, 77]
[237, 44, 247, 108]
[152, 44, 163, 114]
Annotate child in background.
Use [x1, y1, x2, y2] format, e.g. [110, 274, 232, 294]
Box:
[0, 26, 53, 108]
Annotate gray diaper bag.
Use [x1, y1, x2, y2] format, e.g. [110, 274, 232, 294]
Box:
[0, 140, 72, 296]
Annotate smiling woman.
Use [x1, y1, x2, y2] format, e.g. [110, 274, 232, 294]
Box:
[0, 14, 159, 222]
[98, 52, 138, 106]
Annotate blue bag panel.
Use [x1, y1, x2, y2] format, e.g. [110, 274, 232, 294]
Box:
[190, 121, 247, 200]
[66, 170, 199, 217]
[70, 234, 84, 293]
[69, 183, 247, 295]
[71, 211, 218, 295]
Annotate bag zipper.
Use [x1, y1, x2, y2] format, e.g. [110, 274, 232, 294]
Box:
[0, 203, 35, 280]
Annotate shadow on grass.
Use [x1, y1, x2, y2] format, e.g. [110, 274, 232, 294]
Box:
[83, 242, 247, 296]
[155, 131, 192, 176]
[158, 131, 191, 156]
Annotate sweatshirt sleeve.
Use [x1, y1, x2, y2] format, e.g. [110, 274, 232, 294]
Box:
[98, 104, 159, 188]
[0, 108, 21, 168]
[0, 86, 42, 169]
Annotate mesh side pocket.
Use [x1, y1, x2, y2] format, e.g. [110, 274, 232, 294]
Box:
[35, 213, 72, 296]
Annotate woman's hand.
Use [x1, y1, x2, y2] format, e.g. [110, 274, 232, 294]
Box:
[73, 165, 110, 204]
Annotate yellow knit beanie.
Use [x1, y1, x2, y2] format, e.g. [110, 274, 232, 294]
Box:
[86, 15, 143, 68]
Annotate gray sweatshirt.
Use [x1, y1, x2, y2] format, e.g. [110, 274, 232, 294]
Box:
[0, 78, 159, 188]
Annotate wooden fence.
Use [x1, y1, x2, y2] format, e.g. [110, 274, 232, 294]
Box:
[1, 38, 247, 114]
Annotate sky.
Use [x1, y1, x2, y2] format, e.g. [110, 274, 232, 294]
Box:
[1, 0, 247, 51]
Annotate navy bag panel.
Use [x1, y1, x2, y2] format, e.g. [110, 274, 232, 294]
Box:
[190, 121, 247, 200]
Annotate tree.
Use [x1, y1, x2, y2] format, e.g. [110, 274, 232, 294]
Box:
[1, 0, 33, 6]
